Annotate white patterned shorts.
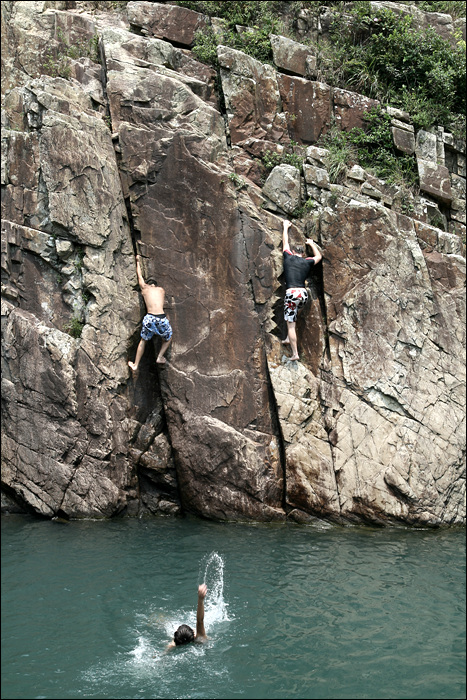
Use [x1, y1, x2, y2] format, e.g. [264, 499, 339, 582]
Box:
[284, 288, 308, 323]
[141, 314, 172, 341]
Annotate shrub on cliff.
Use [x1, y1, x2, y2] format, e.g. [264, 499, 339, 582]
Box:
[407, 2, 466, 19]
[185, 2, 279, 65]
[41, 28, 100, 78]
[63, 317, 84, 338]
[326, 5, 465, 134]
[320, 106, 418, 192]
[261, 143, 306, 174]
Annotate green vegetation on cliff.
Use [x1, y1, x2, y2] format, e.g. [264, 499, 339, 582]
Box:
[174, 0, 465, 136]
[178, 1, 282, 64]
[325, 4, 465, 134]
[405, 2, 466, 19]
[319, 107, 418, 210]
[41, 27, 100, 78]
[63, 316, 84, 338]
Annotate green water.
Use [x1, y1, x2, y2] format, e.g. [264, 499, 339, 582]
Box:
[1, 515, 465, 700]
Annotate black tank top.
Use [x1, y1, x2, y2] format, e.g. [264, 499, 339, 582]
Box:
[283, 251, 315, 289]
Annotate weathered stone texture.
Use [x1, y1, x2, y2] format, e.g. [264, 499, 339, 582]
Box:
[279, 75, 332, 144]
[217, 44, 287, 146]
[392, 126, 415, 155]
[416, 130, 438, 163]
[270, 34, 317, 78]
[333, 88, 379, 132]
[304, 164, 330, 190]
[319, 201, 465, 525]
[418, 160, 453, 205]
[2, 304, 135, 518]
[127, 1, 208, 47]
[262, 164, 302, 214]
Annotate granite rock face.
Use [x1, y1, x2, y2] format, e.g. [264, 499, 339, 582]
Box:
[1, 1, 465, 526]
[320, 202, 465, 525]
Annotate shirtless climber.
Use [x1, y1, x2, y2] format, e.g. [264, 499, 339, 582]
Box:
[281, 219, 322, 361]
[128, 254, 172, 370]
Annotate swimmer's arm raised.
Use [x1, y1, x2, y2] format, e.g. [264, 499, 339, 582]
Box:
[195, 584, 208, 641]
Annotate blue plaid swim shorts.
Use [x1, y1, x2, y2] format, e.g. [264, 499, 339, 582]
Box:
[141, 314, 173, 342]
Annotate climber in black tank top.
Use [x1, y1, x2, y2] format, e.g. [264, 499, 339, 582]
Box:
[281, 219, 322, 361]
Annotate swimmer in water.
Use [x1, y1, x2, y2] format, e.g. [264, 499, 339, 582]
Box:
[166, 584, 208, 650]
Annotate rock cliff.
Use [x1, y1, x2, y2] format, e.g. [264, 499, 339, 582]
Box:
[1, 1, 465, 525]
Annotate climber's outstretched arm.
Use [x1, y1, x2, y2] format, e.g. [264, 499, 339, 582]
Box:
[135, 254, 147, 289]
[282, 219, 292, 251]
[306, 239, 322, 265]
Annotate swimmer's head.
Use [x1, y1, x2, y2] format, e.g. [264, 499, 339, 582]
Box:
[174, 624, 195, 646]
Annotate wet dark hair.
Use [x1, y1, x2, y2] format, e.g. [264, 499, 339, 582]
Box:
[145, 278, 157, 286]
[174, 624, 195, 646]
[292, 245, 305, 255]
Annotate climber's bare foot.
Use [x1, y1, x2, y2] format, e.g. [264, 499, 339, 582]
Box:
[282, 339, 290, 345]
[128, 361, 138, 372]
[156, 356, 167, 364]
[289, 355, 299, 361]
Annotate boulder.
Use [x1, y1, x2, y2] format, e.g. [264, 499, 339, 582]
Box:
[217, 44, 287, 145]
[416, 130, 438, 163]
[278, 75, 331, 144]
[127, 1, 208, 47]
[304, 164, 330, 190]
[418, 160, 453, 205]
[392, 126, 415, 155]
[262, 164, 302, 214]
[333, 88, 379, 131]
[270, 34, 317, 77]
[306, 145, 330, 167]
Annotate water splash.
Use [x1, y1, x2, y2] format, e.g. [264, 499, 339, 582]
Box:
[122, 551, 231, 675]
[199, 552, 231, 627]
[129, 636, 151, 665]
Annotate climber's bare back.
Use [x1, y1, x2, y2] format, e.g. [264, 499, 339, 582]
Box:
[142, 285, 165, 315]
